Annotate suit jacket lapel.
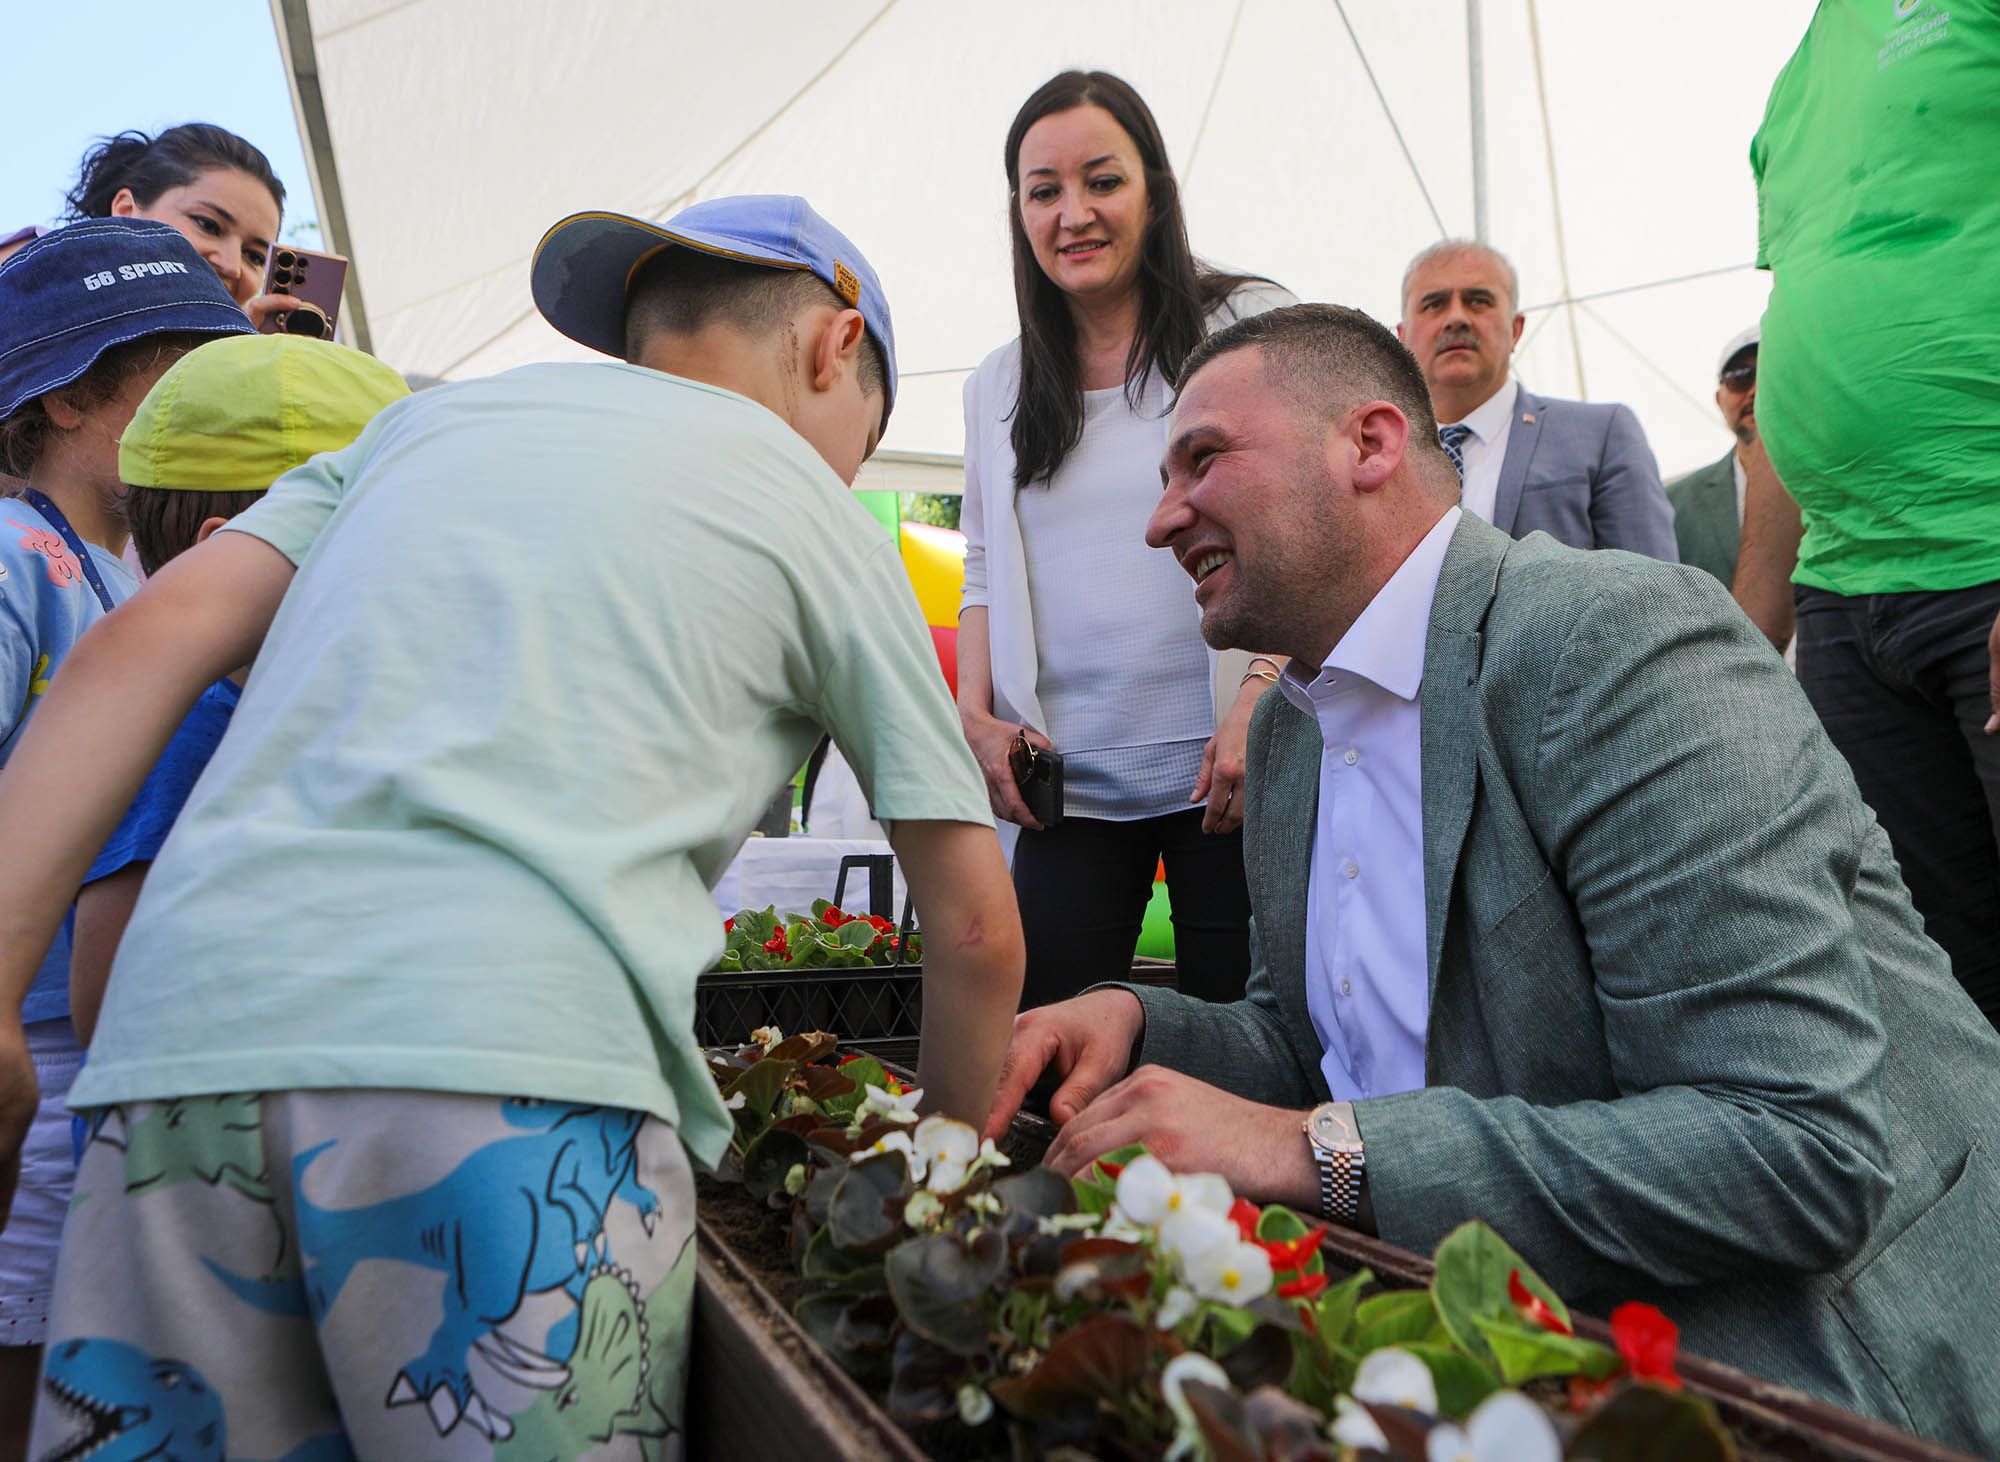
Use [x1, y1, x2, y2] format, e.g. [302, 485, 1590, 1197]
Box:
[1260, 700, 1323, 1037]
[1489, 388, 1546, 538]
[1421, 517, 1506, 997]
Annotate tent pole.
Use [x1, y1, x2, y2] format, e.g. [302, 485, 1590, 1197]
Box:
[1468, 0, 1488, 242]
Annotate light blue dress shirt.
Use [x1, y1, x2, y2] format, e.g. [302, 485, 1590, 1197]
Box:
[1278, 508, 1460, 1101]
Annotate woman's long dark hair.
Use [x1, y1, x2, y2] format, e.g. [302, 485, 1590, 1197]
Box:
[1004, 71, 1261, 490]
[64, 124, 285, 220]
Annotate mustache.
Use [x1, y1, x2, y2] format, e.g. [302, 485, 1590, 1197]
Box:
[1435, 328, 1480, 353]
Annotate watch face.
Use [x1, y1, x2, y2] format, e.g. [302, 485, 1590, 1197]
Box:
[1311, 1104, 1358, 1148]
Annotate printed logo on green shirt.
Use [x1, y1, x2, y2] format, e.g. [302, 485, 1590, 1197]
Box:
[1892, 0, 1922, 17]
[1878, 2, 1949, 70]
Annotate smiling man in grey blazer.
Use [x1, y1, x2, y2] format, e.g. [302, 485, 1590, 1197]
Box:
[1398, 240, 1677, 561]
[986, 303, 2000, 1454]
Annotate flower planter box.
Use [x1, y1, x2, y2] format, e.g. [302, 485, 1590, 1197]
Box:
[687, 1063, 1976, 1462]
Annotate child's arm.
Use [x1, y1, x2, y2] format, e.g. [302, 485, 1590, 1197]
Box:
[883, 818, 1024, 1126]
[71, 864, 149, 1047]
[0, 531, 295, 1219]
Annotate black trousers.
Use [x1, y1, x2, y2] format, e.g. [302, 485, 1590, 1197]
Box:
[1795, 579, 2000, 1025]
[1010, 807, 1251, 1010]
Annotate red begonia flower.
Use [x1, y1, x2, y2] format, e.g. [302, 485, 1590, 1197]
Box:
[1258, 1225, 1328, 1271]
[1277, 1270, 1329, 1300]
[1092, 1158, 1123, 1180]
[724, 917, 735, 933]
[1611, 1303, 1681, 1389]
[1567, 1375, 1615, 1413]
[1509, 1269, 1572, 1335]
[1228, 1198, 1263, 1242]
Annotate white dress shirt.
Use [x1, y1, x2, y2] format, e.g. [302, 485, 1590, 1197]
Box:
[1278, 507, 1461, 1102]
[1442, 378, 1519, 526]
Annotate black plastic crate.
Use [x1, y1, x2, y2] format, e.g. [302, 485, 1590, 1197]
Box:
[694, 965, 923, 1049]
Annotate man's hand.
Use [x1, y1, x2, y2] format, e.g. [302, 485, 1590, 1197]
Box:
[1041, 1064, 1319, 1212]
[983, 988, 1145, 1139]
[0, 1017, 35, 1229]
[1985, 607, 2000, 734]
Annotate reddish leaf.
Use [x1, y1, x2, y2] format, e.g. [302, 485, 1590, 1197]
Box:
[987, 1314, 1154, 1420]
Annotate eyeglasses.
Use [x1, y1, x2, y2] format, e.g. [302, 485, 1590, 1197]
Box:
[1008, 729, 1044, 785]
[1720, 363, 1756, 390]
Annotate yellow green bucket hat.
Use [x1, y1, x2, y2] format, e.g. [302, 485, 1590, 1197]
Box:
[120, 333, 410, 491]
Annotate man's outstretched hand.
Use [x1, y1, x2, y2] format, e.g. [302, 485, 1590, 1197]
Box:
[982, 988, 1146, 1140]
[0, 1018, 36, 1229]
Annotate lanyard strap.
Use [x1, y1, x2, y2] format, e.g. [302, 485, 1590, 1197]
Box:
[21, 490, 118, 614]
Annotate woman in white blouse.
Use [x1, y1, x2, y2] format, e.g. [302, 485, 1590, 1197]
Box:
[958, 70, 1292, 1009]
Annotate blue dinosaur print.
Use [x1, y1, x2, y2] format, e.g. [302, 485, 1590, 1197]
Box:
[39, 1337, 224, 1462]
[288, 1100, 660, 1443]
[37, 1337, 358, 1462]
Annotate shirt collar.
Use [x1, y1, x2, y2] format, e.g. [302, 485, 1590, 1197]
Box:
[1280, 506, 1463, 710]
[1448, 377, 1520, 445]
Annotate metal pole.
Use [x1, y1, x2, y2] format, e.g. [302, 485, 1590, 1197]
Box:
[1467, 0, 1488, 242]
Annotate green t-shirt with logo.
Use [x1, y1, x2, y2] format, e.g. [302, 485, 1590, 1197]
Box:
[1752, 0, 2000, 594]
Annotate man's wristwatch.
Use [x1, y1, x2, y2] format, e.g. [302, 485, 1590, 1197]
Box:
[1303, 1101, 1365, 1225]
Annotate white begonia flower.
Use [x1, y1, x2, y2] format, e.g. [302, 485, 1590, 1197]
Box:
[1054, 1261, 1104, 1302]
[1182, 1237, 1273, 1306]
[851, 1129, 919, 1176]
[749, 1025, 784, 1049]
[1331, 1396, 1391, 1452]
[904, 1190, 945, 1229]
[974, 1137, 1012, 1173]
[783, 1164, 808, 1197]
[1154, 1286, 1198, 1331]
[1114, 1156, 1233, 1229]
[858, 1083, 924, 1124]
[913, 1114, 982, 1193]
[723, 1091, 746, 1111]
[1099, 1206, 1151, 1244]
[964, 1190, 1003, 1215]
[1159, 1204, 1238, 1266]
[1160, 1351, 1232, 1462]
[956, 1382, 995, 1427]
[1351, 1347, 1441, 1414]
[1036, 1211, 1101, 1236]
[1424, 1390, 1561, 1462]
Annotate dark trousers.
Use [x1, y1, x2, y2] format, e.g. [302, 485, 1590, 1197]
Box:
[1795, 579, 2000, 1025]
[1011, 807, 1251, 1010]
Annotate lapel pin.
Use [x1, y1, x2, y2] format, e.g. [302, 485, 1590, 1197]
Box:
[1522, 413, 1536, 424]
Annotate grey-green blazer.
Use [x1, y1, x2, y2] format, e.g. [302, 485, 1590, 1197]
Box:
[1123, 516, 2000, 1454]
[1665, 451, 1742, 585]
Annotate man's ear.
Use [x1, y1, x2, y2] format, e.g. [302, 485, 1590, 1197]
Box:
[1509, 312, 1525, 348]
[807, 307, 869, 395]
[194, 515, 232, 546]
[1348, 401, 1412, 492]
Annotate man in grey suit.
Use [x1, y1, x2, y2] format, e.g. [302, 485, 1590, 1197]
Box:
[986, 304, 2000, 1454]
[1397, 240, 1678, 561]
[1665, 326, 1759, 584]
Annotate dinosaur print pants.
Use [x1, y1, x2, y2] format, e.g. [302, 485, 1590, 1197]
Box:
[30, 1089, 697, 1462]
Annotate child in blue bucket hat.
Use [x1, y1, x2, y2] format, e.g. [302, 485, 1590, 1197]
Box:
[0, 216, 251, 1436]
[3, 196, 1021, 1459]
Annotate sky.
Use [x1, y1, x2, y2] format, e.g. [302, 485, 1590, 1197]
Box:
[0, 0, 318, 246]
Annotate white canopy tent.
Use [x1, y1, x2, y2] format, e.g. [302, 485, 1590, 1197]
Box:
[271, 0, 1813, 486]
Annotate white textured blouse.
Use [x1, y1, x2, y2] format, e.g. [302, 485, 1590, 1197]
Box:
[960, 281, 1296, 819]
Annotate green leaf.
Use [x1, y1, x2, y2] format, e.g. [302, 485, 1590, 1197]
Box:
[989, 1165, 1075, 1236]
[1313, 1268, 1371, 1348]
[828, 1152, 911, 1251]
[811, 898, 834, 919]
[742, 1127, 807, 1204]
[1567, 1382, 1737, 1461]
[1068, 1142, 1147, 1215]
[723, 1058, 791, 1132]
[1431, 1220, 1569, 1372]
[885, 1228, 1008, 1355]
[1470, 1312, 1622, 1386]
[832, 919, 879, 951]
[800, 1224, 887, 1290]
[1403, 1342, 1500, 1419]
[823, 1059, 882, 1120]
[1353, 1289, 1444, 1353]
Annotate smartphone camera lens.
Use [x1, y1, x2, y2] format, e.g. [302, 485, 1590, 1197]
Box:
[280, 305, 332, 340]
[272, 268, 293, 287]
[276, 250, 297, 267]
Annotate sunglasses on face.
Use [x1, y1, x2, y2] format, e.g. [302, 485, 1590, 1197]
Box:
[1720, 363, 1756, 390]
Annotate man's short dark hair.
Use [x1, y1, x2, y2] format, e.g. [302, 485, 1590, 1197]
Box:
[1179, 303, 1458, 489]
[622, 247, 886, 403]
[123, 485, 268, 577]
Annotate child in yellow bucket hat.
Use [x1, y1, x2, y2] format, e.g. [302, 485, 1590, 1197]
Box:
[69, 334, 407, 1040]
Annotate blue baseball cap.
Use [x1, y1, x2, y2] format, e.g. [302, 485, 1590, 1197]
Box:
[531, 195, 898, 427]
[0, 218, 254, 422]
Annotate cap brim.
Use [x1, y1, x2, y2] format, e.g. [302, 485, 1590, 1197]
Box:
[530, 212, 810, 358]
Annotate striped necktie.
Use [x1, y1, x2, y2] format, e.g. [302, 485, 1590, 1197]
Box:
[1438, 422, 1473, 481]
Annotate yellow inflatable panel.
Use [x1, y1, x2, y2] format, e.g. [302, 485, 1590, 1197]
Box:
[899, 521, 966, 629]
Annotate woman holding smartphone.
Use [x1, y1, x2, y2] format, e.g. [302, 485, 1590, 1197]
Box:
[63, 123, 299, 330]
[959, 70, 1293, 1010]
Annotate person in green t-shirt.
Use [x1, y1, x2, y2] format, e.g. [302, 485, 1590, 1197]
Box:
[0, 195, 1026, 1460]
[1739, 0, 2000, 1024]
